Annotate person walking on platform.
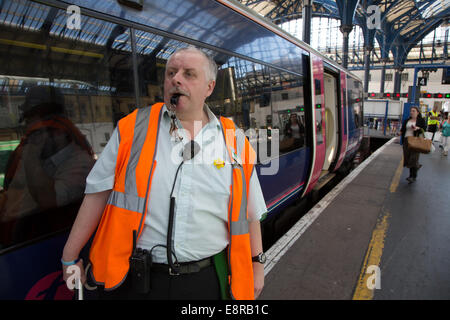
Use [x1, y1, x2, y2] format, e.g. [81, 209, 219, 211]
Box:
[427, 105, 440, 142]
[61, 46, 267, 300]
[441, 114, 450, 156]
[400, 106, 426, 183]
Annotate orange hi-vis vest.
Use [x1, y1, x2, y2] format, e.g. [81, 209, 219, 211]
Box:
[89, 103, 256, 300]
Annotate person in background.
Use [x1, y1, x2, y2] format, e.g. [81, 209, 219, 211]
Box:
[400, 106, 426, 184]
[0, 85, 95, 246]
[284, 113, 305, 149]
[427, 105, 440, 142]
[441, 114, 450, 156]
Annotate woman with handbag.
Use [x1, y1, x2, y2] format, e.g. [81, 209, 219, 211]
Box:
[441, 113, 450, 156]
[282, 113, 305, 151]
[400, 106, 427, 183]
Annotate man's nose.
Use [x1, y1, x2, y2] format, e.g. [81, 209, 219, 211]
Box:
[172, 70, 182, 85]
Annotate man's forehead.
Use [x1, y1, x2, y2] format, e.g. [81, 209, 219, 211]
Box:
[167, 51, 206, 68]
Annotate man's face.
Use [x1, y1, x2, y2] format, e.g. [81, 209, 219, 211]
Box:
[164, 50, 215, 114]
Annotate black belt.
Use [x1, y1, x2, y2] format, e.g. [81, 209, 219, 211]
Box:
[151, 257, 213, 275]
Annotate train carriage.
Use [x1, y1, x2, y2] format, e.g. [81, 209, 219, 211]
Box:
[0, 0, 363, 299]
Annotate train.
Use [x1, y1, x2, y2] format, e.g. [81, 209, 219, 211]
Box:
[0, 0, 363, 299]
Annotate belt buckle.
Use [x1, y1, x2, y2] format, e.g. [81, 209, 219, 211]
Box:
[169, 264, 180, 276]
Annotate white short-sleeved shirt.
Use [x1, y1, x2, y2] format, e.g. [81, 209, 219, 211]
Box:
[85, 104, 267, 263]
[405, 120, 416, 137]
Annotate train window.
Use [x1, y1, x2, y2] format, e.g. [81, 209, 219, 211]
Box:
[271, 69, 306, 154]
[134, 30, 179, 106]
[0, 1, 135, 251]
[206, 56, 273, 160]
[207, 55, 307, 159]
[314, 79, 324, 145]
[347, 77, 363, 129]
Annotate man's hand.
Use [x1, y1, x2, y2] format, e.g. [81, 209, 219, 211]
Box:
[62, 259, 86, 291]
[253, 262, 264, 299]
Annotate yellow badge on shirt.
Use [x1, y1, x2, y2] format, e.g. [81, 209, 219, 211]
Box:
[213, 158, 225, 169]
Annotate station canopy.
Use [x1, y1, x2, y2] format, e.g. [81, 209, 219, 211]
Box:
[239, 0, 450, 66]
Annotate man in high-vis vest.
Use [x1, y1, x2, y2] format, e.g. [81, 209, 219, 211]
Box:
[427, 105, 440, 141]
[62, 46, 267, 300]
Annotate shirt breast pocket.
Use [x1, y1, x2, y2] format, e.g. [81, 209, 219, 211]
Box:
[193, 163, 231, 213]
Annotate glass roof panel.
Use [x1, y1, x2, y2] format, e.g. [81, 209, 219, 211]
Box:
[421, 0, 449, 19]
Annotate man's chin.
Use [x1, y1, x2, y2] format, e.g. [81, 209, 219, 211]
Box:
[174, 102, 190, 113]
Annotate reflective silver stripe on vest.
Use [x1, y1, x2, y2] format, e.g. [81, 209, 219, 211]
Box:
[230, 164, 249, 236]
[231, 220, 248, 236]
[107, 190, 146, 214]
[125, 107, 151, 195]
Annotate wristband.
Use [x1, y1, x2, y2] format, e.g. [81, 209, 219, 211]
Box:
[61, 257, 81, 266]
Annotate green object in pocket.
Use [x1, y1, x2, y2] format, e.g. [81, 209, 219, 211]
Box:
[213, 249, 230, 300]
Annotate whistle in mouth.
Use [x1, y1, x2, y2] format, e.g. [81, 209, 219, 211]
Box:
[170, 94, 181, 108]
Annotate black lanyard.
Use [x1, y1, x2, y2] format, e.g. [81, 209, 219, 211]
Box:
[166, 141, 200, 274]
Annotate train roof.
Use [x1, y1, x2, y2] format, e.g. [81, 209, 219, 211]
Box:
[220, 0, 362, 81]
[34, 0, 361, 81]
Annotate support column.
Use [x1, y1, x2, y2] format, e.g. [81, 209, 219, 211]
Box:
[363, 45, 373, 94]
[444, 27, 449, 60]
[380, 61, 387, 93]
[379, 37, 388, 94]
[340, 24, 353, 69]
[393, 67, 403, 96]
[302, 0, 313, 45]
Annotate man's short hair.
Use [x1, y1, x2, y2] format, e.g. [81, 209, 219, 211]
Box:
[166, 46, 218, 82]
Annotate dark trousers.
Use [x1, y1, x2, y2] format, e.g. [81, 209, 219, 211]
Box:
[96, 264, 221, 300]
[428, 124, 437, 141]
[409, 167, 418, 178]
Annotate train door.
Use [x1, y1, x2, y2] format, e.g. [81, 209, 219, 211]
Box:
[317, 69, 342, 183]
[322, 72, 340, 171]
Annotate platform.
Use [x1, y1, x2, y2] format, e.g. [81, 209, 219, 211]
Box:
[260, 137, 450, 300]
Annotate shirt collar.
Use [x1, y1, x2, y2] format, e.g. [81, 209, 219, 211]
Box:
[162, 103, 221, 130]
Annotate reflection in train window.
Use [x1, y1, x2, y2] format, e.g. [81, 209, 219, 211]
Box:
[207, 56, 274, 160]
[206, 56, 306, 160]
[134, 30, 185, 107]
[0, 1, 135, 250]
[347, 77, 363, 129]
[271, 69, 306, 154]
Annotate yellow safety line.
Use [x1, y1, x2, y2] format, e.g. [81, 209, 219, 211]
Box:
[352, 209, 390, 300]
[389, 156, 404, 193]
[353, 155, 402, 300]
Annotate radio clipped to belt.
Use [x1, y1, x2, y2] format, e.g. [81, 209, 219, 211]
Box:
[129, 230, 152, 294]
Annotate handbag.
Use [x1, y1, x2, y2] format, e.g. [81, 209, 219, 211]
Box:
[279, 137, 295, 151]
[406, 136, 432, 154]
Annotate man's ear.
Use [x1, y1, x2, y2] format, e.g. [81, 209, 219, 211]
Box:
[205, 80, 216, 98]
